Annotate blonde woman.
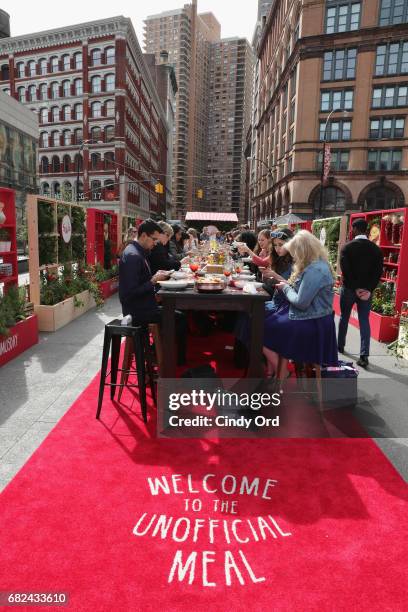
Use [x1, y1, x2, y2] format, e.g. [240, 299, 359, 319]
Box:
[263, 230, 338, 376]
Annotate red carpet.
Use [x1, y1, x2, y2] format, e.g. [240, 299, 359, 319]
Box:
[0, 333, 407, 611]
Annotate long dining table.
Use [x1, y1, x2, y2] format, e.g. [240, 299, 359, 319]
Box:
[158, 285, 270, 378]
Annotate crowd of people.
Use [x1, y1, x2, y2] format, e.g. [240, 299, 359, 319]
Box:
[118, 217, 383, 376]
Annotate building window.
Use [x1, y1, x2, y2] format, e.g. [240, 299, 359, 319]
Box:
[91, 180, 102, 200]
[379, 0, 408, 26]
[319, 119, 352, 140]
[39, 83, 47, 100]
[106, 47, 115, 65]
[323, 48, 357, 81]
[50, 56, 59, 73]
[105, 74, 115, 91]
[28, 85, 36, 101]
[375, 42, 408, 76]
[325, 1, 361, 34]
[62, 105, 71, 121]
[318, 149, 350, 170]
[91, 49, 101, 66]
[39, 59, 47, 75]
[104, 151, 115, 169]
[90, 152, 101, 169]
[40, 108, 48, 123]
[40, 157, 49, 173]
[364, 185, 398, 210]
[62, 55, 70, 71]
[41, 182, 50, 195]
[105, 99, 115, 116]
[51, 82, 59, 99]
[90, 126, 102, 141]
[18, 87, 25, 102]
[367, 149, 402, 170]
[320, 89, 354, 111]
[372, 83, 408, 107]
[370, 117, 405, 138]
[40, 132, 49, 148]
[63, 155, 70, 173]
[91, 76, 101, 93]
[74, 53, 82, 69]
[62, 80, 70, 97]
[105, 125, 115, 142]
[74, 128, 83, 144]
[314, 186, 347, 215]
[63, 130, 71, 146]
[51, 132, 60, 147]
[28, 60, 36, 77]
[74, 103, 83, 120]
[51, 106, 59, 122]
[91, 101, 101, 118]
[74, 79, 82, 95]
[16, 62, 25, 78]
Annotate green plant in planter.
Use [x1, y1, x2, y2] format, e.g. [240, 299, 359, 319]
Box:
[58, 236, 72, 263]
[371, 282, 396, 315]
[72, 235, 85, 261]
[0, 285, 27, 336]
[38, 201, 55, 234]
[71, 206, 86, 234]
[39, 235, 58, 266]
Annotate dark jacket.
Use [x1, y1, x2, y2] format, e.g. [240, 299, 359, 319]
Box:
[168, 236, 184, 260]
[340, 238, 384, 292]
[148, 242, 181, 275]
[119, 241, 159, 321]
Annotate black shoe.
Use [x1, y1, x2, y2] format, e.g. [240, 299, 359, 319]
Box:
[357, 356, 369, 368]
[338, 346, 345, 354]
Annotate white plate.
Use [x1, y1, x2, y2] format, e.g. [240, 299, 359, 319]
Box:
[233, 274, 256, 281]
[158, 280, 188, 290]
[234, 280, 263, 290]
[171, 271, 189, 279]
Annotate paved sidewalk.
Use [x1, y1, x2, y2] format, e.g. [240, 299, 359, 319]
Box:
[0, 295, 407, 491]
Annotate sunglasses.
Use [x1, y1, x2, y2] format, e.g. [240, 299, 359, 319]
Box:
[271, 231, 290, 239]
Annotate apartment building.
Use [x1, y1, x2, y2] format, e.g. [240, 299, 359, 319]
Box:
[144, 2, 220, 219]
[0, 16, 168, 219]
[251, 0, 408, 227]
[207, 38, 254, 222]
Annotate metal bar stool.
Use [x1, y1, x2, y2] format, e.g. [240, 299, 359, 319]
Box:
[96, 319, 156, 423]
[118, 323, 162, 402]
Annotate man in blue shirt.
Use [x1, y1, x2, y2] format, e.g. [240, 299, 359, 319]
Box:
[119, 219, 187, 364]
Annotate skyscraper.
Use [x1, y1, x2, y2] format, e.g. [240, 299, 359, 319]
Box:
[144, 2, 220, 219]
[207, 39, 254, 221]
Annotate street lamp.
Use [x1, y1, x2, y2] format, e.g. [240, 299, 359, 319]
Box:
[76, 139, 102, 204]
[318, 109, 349, 217]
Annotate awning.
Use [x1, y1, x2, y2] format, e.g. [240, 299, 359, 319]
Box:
[185, 212, 239, 223]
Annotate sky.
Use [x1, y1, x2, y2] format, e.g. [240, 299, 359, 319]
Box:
[1, 1, 258, 46]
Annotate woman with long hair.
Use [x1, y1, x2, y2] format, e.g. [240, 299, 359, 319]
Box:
[263, 230, 338, 376]
[238, 229, 272, 268]
[262, 228, 294, 312]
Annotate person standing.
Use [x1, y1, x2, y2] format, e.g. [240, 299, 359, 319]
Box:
[337, 218, 383, 368]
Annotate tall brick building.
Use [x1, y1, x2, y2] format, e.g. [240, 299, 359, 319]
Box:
[251, 0, 408, 227]
[207, 38, 254, 222]
[0, 16, 168, 219]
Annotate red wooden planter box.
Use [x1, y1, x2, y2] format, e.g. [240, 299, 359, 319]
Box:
[0, 315, 39, 367]
[333, 292, 399, 343]
[99, 277, 119, 300]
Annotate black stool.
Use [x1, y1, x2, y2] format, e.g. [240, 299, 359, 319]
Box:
[96, 319, 157, 422]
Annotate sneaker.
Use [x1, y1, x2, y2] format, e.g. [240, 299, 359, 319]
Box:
[357, 356, 369, 368]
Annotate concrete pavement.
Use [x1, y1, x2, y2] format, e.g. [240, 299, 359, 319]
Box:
[0, 294, 407, 491]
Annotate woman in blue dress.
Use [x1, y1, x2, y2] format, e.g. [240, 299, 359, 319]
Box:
[263, 230, 338, 377]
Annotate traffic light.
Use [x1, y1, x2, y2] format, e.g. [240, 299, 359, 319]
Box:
[197, 188, 203, 199]
[154, 182, 164, 194]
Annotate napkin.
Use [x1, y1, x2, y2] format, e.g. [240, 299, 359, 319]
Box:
[242, 282, 257, 294]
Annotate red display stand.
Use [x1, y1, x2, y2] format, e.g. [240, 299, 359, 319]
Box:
[86, 209, 118, 267]
[334, 207, 408, 343]
[289, 220, 312, 232]
[0, 315, 39, 367]
[0, 188, 18, 291]
[98, 278, 119, 300]
[333, 293, 400, 343]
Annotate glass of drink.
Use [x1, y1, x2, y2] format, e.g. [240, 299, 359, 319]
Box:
[189, 259, 199, 274]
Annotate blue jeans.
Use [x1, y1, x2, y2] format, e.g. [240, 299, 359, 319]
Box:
[337, 287, 371, 356]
